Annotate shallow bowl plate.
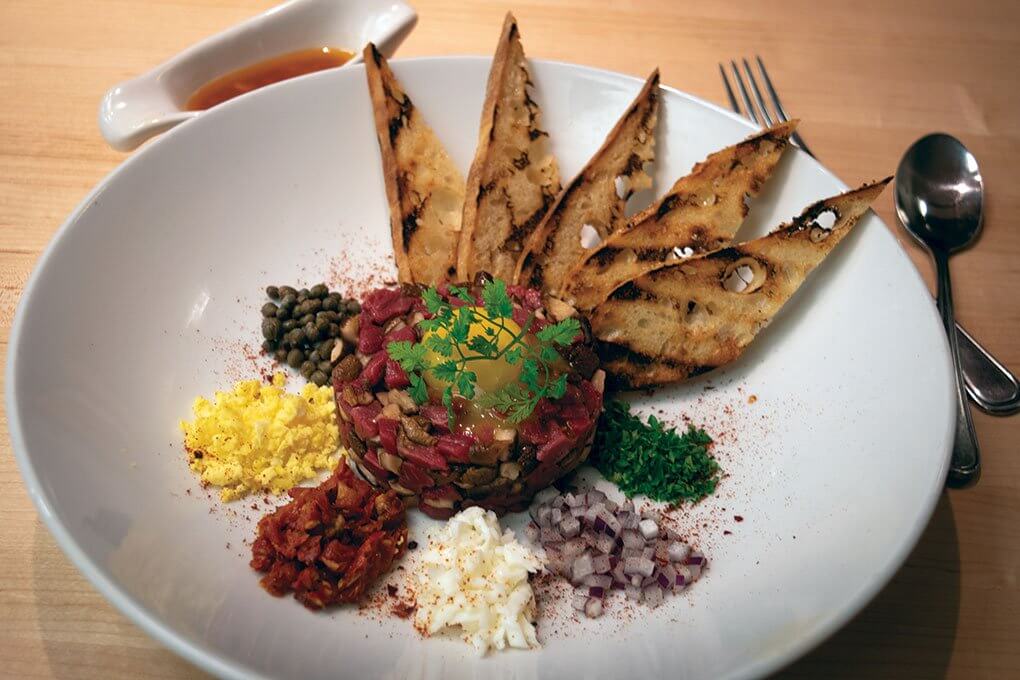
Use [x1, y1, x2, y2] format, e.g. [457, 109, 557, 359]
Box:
[7, 57, 953, 679]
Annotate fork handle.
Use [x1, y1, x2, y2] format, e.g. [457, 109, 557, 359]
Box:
[957, 320, 1020, 414]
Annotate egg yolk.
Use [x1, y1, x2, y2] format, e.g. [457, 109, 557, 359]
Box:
[421, 308, 523, 396]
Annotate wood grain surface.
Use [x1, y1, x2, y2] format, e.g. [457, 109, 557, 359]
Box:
[1, 0, 1018, 677]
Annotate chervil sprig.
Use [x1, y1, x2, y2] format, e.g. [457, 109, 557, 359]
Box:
[386, 279, 580, 427]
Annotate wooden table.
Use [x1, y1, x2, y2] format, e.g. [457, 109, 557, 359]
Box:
[1, 0, 1017, 677]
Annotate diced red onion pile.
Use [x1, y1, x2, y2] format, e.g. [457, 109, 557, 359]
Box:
[526, 487, 706, 618]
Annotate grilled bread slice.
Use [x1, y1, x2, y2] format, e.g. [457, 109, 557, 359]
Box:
[564, 121, 797, 311]
[591, 178, 891, 389]
[514, 70, 660, 295]
[364, 43, 465, 286]
[456, 13, 561, 283]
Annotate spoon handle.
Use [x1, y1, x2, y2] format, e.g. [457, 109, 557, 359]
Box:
[934, 251, 981, 487]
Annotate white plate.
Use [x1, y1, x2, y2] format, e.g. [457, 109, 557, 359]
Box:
[7, 57, 954, 679]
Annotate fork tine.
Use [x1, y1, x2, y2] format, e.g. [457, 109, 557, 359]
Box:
[754, 56, 791, 122]
[755, 56, 815, 157]
[729, 61, 760, 125]
[742, 58, 774, 127]
[719, 63, 740, 114]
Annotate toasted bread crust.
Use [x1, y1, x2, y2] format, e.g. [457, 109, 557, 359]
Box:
[590, 178, 891, 388]
[514, 70, 660, 295]
[457, 13, 561, 283]
[364, 44, 465, 286]
[564, 121, 797, 311]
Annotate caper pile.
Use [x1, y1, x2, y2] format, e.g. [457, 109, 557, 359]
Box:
[260, 284, 360, 386]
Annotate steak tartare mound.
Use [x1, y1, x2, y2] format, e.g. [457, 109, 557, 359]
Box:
[331, 277, 604, 517]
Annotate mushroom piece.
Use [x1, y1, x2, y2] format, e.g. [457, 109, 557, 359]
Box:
[332, 354, 362, 383]
[388, 389, 418, 414]
[457, 466, 497, 488]
[422, 496, 456, 509]
[461, 476, 513, 499]
[388, 482, 416, 496]
[469, 445, 502, 466]
[329, 341, 346, 363]
[383, 316, 407, 334]
[351, 459, 379, 486]
[400, 415, 436, 445]
[340, 315, 360, 344]
[378, 450, 403, 474]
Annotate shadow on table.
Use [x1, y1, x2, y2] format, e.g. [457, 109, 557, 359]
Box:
[776, 492, 961, 678]
[30, 523, 208, 679]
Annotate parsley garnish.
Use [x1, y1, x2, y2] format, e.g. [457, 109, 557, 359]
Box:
[386, 279, 580, 427]
[593, 400, 720, 503]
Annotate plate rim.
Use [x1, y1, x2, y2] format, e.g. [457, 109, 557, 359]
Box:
[6, 55, 954, 680]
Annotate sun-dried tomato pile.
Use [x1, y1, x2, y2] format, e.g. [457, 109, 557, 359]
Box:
[250, 464, 407, 609]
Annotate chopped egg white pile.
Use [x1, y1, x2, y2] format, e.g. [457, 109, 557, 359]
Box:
[414, 506, 541, 654]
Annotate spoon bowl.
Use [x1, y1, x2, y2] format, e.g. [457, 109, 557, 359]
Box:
[895, 133, 984, 253]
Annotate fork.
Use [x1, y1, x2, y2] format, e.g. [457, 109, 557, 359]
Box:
[720, 56, 814, 157]
[719, 56, 1020, 416]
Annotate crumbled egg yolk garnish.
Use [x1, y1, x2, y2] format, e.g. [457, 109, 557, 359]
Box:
[180, 373, 341, 501]
[414, 506, 541, 654]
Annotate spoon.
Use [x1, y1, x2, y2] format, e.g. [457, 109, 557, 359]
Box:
[895, 133, 982, 487]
